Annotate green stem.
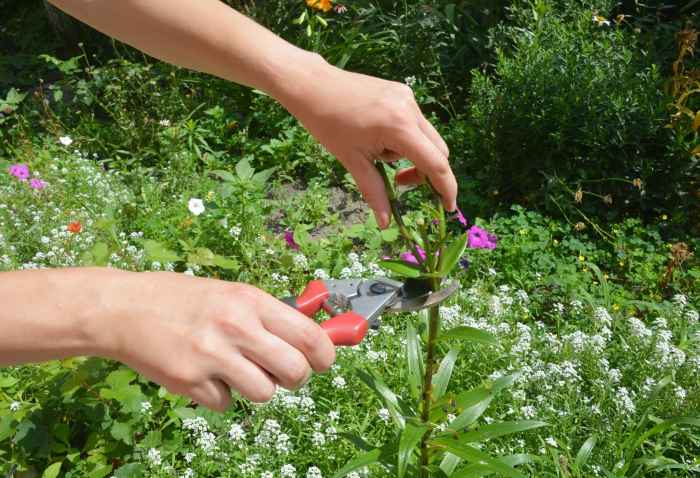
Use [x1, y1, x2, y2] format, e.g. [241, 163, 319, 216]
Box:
[419, 278, 440, 477]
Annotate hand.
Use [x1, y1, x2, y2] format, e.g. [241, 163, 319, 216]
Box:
[104, 272, 336, 411]
[276, 59, 457, 228]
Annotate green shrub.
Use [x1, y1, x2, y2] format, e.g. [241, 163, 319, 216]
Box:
[462, 3, 695, 226]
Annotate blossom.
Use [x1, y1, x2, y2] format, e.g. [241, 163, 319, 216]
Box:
[9, 401, 20, 412]
[449, 207, 468, 228]
[285, 230, 300, 250]
[67, 221, 82, 233]
[333, 3, 347, 13]
[188, 198, 205, 216]
[467, 225, 497, 249]
[306, 0, 332, 12]
[29, 178, 46, 190]
[147, 448, 162, 466]
[59, 136, 73, 146]
[400, 246, 426, 264]
[8, 163, 30, 181]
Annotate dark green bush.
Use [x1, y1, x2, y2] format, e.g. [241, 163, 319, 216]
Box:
[461, 3, 696, 227]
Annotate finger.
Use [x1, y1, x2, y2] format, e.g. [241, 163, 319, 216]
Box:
[217, 354, 278, 403]
[418, 117, 449, 159]
[389, 129, 457, 211]
[256, 292, 336, 372]
[379, 150, 402, 162]
[189, 378, 232, 412]
[239, 330, 312, 391]
[396, 166, 425, 186]
[344, 154, 392, 229]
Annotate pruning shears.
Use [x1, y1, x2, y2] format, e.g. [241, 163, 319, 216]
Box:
[280, 277, 459, 346]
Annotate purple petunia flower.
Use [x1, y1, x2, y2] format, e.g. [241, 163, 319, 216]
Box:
[284, 230, 300, 251]
[449, 208, 468, 228]
[400, 247, 427, 265]
[8, 163, 30, 181]
[29, 178, 46, 190]
[467, 225, 497, 250]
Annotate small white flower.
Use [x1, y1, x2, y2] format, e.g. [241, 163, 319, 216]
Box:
[229, 225, 242, 239]
[313, 268, 329, 280]
[404, 76, 416, 87]
[184, 452, 196, 463]
[184, 268, 195, 276]
[9, 401, 21, 412]
[59, 135, 73, 146]
[159, 119, 171, 127]
[228, 423, 246, 441]
[147, 448, 162, 466]
[332, 376, 346, 389]
[545, 436, 557, 447]
[378, 408, 390, 423]
[306, 466, 323, 478]
[140, 401, 152, 414]
[188, 198, 205, 216]
[281, 464, 297, 478]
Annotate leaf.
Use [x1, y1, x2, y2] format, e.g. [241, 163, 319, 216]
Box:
[187, 247, 215, 266]
[457, 420, 548, 443]
[213, 255, 239, 270]
[86, 242, 110, 266]
[439, 326, 498, 347]
[448, 375, 518, 430]
[355, 368, 405, 429]
[406, 323, 423, 401]
[105, 368, 136, 390]
[438, 233, 468, 276]
[439, 452, 461, 476]
[0, 376, 19, 388]
[378, 259, 422, 278]
[333, 448, 382, 478]
[431, 438, 526, 478]
[398, 422, 428, 478]
[143, 240, 181, 263]
[453, 455, 536, 478]
[693, 110, 700, 131]
[252, 167, 277, 186]
[87, 464, 113, 478]
[42, 462, 62, 478]
[432, 348, 459, 401]
[235, 157, 255, 180]
[380, 228, 400, 242]
[340, 432, 374, 452]
[114, 463, 145, 478]
[210, 169, 236, 182]
[110, 421, 132, 445]
[574, 435, 597, 468]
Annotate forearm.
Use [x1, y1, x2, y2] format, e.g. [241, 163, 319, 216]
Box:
[47, 0, 323, 103]
[0, 268, 134, 365]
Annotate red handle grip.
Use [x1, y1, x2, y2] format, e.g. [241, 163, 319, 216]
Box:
[320, 312, 369, 346]
[294, 280, 330, 317]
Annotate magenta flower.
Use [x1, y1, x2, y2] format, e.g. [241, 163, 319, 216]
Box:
[467, 225, 497, 250]
[284, 230, 300, 251]
[8, 163, 30, 181]
[400, 247, 427, 264]
[29, 178, 46, 190]
[449, 208, 468, 228]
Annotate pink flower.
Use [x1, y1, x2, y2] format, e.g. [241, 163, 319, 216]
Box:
[284, 230, 300, 251]
[8, 163, 29, 181]
[467, 225, 497, 250]
[449, 208, 468, 228]
[29, 178, 46, 190]
[334, 4, 347, 13]
[400, 247, 427, 264]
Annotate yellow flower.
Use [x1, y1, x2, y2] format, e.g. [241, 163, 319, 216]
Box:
[661, 214, 668, 220]
[206, 190, 215, 201]
[603, 273, 609, 280]
[306, 0, 332, 12]
[578, 255, 585, 262]
[612, 304, 620, 312]
[618, 260, 624, 267]
[553, 239, 559, 246]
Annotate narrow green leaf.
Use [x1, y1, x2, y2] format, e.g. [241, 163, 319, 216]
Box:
[406, 323, 423, 401]
[213, 255, 239, 270]
[457, 420, 548, 442]
[449, 375, 518, 430]
[453, 455, 535, 478]
[143, 240, 181, 263]
[340, 432, 373, 452]
[439, 452, 461, 476]
[439, 326, 498, 347]
[438, 233, 468, 275]
[432, 348, 459, 401]
[333, 448, 382, 478]
[42, 461, 62, 478]
[574, 435, 597, 468]
[398, 422, 428, 478]
[431, 438, 526, 478]
[378, 260, 422, 278]
[252, 166, 277, 186]
[356, 369, 405, 429]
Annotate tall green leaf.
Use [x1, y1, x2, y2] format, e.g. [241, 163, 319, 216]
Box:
[406, 323, 423, 401]
[438, 233, 468, 276]
[574, 435, 597, 468]
[431, 438, 526, 478]
[333, 449, 382, 478]
[378, 259, 423, 278]
[455, 420, 547, 443]
[432, 348, 459, 401]
[356, 369, 406, 429]
[143, 240, 181, 263]
[41, 462, 62, 478]
[453, 454, 535, 478]
[439, 326, 498, 347]
[398, 422, 428, 478]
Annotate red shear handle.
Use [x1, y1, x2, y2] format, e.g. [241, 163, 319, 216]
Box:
[320, 312, 368, 346]
[281, 280, 330, 317]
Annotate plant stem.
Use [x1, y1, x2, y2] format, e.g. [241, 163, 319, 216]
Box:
[419, 278, 440, 477]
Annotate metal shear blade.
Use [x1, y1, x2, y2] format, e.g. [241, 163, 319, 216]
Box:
[387, 279, 460, 313]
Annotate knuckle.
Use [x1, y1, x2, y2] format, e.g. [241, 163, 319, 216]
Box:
[247, 383, 276, 403]
[298, 322, 323, 352]
[284, 360, 310, 388]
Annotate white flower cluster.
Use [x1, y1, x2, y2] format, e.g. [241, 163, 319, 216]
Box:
[182, 417, 218, 456]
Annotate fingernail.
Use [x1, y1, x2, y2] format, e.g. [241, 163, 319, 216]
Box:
[375, 211, 390, 229]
